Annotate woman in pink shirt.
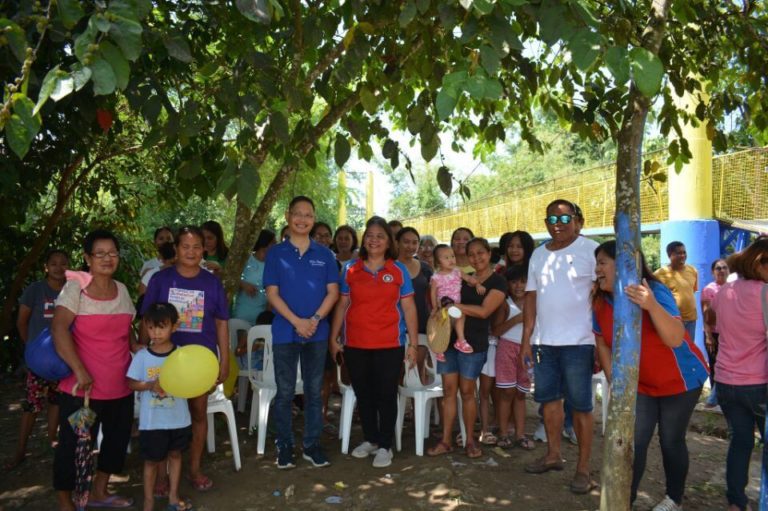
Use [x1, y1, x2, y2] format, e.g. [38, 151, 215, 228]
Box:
[706, 236, 768, 511]
[700, 258, 729, 407]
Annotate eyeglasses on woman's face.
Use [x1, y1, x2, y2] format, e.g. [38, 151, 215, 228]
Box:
[91, 251, 120, 259]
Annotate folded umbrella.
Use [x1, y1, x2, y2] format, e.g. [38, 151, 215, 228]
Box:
[68, 384, 97, 511]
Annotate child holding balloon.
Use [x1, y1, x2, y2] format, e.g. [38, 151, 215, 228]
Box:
[127, 303, 193, 511]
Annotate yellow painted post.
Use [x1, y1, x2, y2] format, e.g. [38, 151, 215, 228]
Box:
[337, 170, 348, 226]
[366, 170, 374, 219]
[668, 89, 713, 220]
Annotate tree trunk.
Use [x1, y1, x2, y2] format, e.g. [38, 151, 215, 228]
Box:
[600, 1, 671, 510]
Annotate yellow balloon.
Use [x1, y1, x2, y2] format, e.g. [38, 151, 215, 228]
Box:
[159, 345, 219, 399]
[222, 352, 239, 397]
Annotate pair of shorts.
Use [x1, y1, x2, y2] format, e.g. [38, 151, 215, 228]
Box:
[437, 348, 487, 380]
[481, 343, 496, 378]
[533, 344, 594, 412]
[139, 426, 192, 462]
[22, 370, 59, 413]
[495, 341, 531, 393]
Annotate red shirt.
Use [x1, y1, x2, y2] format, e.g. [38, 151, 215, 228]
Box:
[593, 281, 708, 397]
[340, 259, 413, 349]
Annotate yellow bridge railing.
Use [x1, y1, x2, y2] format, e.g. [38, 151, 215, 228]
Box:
[402, 147, 768, 241]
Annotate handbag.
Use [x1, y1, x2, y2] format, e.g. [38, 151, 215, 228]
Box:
[24, 327, 72, 381]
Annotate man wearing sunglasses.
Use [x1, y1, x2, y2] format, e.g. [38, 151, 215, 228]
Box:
[520, 199, 599, 494]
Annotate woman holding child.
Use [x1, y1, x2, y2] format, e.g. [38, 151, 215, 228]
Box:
[428, 237, 506, 458]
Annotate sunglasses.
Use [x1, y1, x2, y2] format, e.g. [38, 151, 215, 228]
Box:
[545, 214, 573, 225]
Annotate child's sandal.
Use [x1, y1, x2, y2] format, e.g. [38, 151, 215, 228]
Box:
[496, 435, 513, 449]
[479, 431, 498, 446]
[515, 436, 536, 450]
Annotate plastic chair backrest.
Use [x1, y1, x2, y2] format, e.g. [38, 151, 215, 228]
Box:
[228, 318, 252, 352]
[403, 361, 423, 388]
[247, 325, 273, 384]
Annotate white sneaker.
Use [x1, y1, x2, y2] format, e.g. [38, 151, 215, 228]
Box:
[563, 426, 578, 445]
[351, 441, 378, 459]
[533, 422, 547, 443]
[652, 495, 682, 511]
[372, 448, 393, 468]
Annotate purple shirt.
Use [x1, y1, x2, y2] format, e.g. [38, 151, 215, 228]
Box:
[141, 266, 229, 352]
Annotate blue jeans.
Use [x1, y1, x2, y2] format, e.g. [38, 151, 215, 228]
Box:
[717, 382, 767, 510]
[272, 340, 326, 450]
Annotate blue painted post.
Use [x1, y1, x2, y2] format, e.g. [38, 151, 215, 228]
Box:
[762, 418, 768, 511]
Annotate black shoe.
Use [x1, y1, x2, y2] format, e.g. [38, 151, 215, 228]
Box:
[277, 445, 296, 469]
[302, 443, 330, 468]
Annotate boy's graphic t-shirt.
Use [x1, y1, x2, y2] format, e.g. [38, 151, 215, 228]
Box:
[127, 347, 191, 430]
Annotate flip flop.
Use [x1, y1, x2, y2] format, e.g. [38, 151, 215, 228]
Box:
[86, 495, 134, 508]
[570, 471, 598, 494]
[426, 440, 454, 456]
[465, 440, 483, 459]
[515, 436, 536, 450]
[524, 455, 565, 474]
[187, 474, 213, 492]
[154, 478, 170, 498]
[166, 498, 194, 511]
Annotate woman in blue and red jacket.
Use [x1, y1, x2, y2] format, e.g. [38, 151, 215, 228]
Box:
[593, 240, 708, 511]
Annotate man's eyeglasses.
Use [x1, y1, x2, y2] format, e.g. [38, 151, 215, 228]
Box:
[91, 251, 120, 259]
[545, 214, 573, 225]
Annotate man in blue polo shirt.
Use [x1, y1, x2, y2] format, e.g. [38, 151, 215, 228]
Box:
[264, 196, 340, 469]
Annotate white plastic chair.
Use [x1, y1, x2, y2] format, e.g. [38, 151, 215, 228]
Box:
[206, 383, 242, 471]
[592, 371, 610, 435]
[395, 346, 466, 456]
[228, 318, 253, 413]
[246, 325, 304, 455]
[337, 360, 357, 454]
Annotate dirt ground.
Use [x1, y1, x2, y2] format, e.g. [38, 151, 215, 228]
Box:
[0, 376, 761, 511]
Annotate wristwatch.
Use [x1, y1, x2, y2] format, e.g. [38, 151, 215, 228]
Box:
[311, 314, 322, 322]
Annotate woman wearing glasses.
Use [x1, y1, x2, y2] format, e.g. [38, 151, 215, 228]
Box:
[51, 230, 138, 510]
[700, 258, 729, 407]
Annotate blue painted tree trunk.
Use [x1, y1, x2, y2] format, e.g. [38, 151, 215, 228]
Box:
[761, 416, 768, 511]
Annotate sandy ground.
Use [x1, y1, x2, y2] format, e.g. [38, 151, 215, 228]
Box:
[0, 377, 761, 511]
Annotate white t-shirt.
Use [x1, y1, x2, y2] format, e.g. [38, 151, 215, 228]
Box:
[526, 236, 599, 346]
[140, 257, 162, 278]
[499, 297, 524, 343]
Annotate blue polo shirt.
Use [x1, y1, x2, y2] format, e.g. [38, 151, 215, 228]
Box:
[263, 239, 339, 344]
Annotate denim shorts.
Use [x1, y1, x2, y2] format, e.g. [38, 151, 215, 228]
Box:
[437, 348, 487, 380]
[533, 344, 594, 412]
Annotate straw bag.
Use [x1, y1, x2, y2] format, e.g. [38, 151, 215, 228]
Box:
[426, 308, 452, 354]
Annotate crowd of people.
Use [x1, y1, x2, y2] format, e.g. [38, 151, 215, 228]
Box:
[8, 195, 768, 511]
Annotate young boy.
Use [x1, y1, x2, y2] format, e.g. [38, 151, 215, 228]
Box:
[127, 303, 192, 511]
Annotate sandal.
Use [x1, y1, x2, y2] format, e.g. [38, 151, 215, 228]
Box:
[496, 435, 513, 449]
[187, 474, 213, 492]
[570, 471, 598, 494]
[524, 455, 565, 474]
[479, 431, 497, 446]
[515, 436, 535, 450]
[465, 440, 482, 459]
[154, 478, 170, 498]
[167, 499, 194, 511]
[427, 440, 454, 456]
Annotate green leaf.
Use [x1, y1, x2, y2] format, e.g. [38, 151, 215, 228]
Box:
[382, 139, 398, 159]
[57, 0, 85, 29]
[74, 22, 98, 62]
[569, 30, 601, 71]
[163, 35, 193, 63]
[70, 64, 92, 91]
[407, 105, 427, 134]
[605, 46, 629, 84]
[34, 66, 62, 115]
[95, 14, 112, 32]
[108, 0, 147, 21]
[334, 134, 351, 167]
[442, 70, 468, 88]
[472, 0, 495, 15]
[358, 143, 373, 161]
[436, 87, 458, 120]
[421, 132, 439, 162]
[0, 19, 26, 62]
[99, 41, 130, 90]
[90, 58, 117, 95]
[236, 0, 271, 24]
[538, 0, 573, 45]
[213, 159, 238, 198]
[416, 0, 431, 14]
[629, 47, 664, 97]
[108, 16, 143, 61]
[360, 87, 379, 114]
[237, 160, 261, 206]
[178, 157, 203, 179]
[6, 95, 41, 159]
[399, 0, 418, 27]
[480, 45, 501, 76]
[437, 166, 452, 196]
[269, 111, 290, 143]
